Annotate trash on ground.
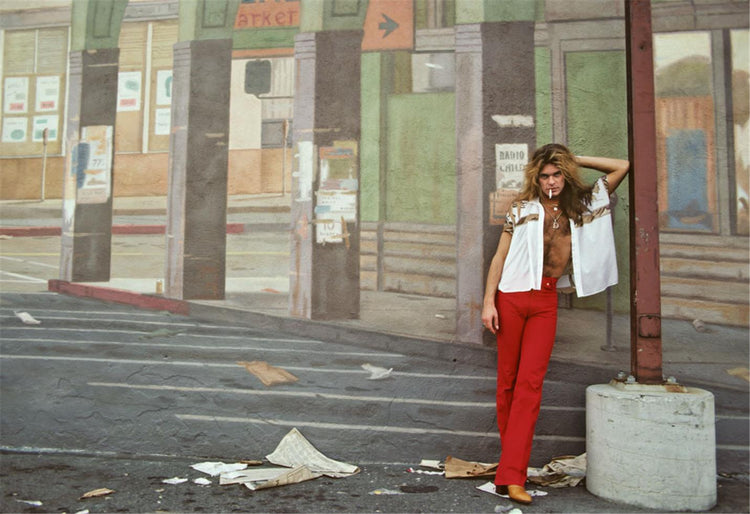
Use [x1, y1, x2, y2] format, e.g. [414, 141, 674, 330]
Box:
[266, 427, 359, 477]
[727, 367, 750, 382]
[477, 481, 547, 498]
[369, 488, 405, 495]
[191, 461, 248, 477]
[15, 499, 43, 506]
[444, 456, 497, 478]
[162, 477, 188, 485]
[74, 509, 90, 514]
[193, 477, 211, 486]
[435, 314, 446, 319]
[220, 467, 293, 486]
[244, 465, 321, 491]
[419, 459, 444, 470]
[407, 467, 444, 475]
[494, 504, 518, 513]
[15, 311, 40, 325]
[361, 363, 393, 380]
[238, 360, 299, 386]
[240, 459, 264, 466]
[79, 488, 115, 500]
[527, 453, 586, 488]
[692, 319, 707, 332]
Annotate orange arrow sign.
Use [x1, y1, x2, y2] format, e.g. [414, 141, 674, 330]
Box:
[362, 0, 414, 51]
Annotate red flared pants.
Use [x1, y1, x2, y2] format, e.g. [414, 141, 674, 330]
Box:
[494, 277, 558, 486]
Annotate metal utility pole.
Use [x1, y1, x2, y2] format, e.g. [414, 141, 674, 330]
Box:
[624, 0, 663, 384]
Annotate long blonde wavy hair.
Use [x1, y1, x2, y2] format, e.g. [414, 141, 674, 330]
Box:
[517, 143, 593, 221]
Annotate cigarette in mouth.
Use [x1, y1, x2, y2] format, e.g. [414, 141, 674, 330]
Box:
[549, 189, 552, 199]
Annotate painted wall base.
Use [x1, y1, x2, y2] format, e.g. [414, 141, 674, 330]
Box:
[586, 382, 716, 511]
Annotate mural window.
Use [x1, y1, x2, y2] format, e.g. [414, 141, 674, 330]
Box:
[116, 20, 177, 154]
[653, 31, 718, 234]
[414, 0, 455, 29]
[731, 29, 749, 236]
[230, 57, 294, 150]
[0, 27, 68, 157]
[411, 52, 454, 93]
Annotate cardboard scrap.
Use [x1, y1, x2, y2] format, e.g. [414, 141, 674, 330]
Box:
[266, 428, 359, 478]
[15, 311, 40, 325]
[527, 454, 586, 488]
[238, 360, 299, 386]
[444, 456, 497, 478]
[79, 488, 114, 500]
[727, 367, 750, 382]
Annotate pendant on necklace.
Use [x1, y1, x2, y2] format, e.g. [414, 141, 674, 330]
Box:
[552, 219, 560, 229]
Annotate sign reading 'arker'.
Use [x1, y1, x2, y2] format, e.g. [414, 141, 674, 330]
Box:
[235, 0, 300, 29]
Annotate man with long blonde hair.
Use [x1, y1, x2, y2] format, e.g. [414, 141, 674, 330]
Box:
[481, 143, 629, 504]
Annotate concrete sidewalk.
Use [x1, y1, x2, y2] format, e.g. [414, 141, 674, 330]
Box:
[2, 194, 747, 392]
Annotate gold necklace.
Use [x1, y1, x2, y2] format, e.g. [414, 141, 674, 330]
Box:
[543, 203, 564, 229]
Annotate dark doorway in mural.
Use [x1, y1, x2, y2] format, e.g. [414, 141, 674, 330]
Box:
[665, 129, 713, 231]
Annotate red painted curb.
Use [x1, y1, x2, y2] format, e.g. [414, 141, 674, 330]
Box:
[1, 223, 246, 237]
[48, 279, 190, 315]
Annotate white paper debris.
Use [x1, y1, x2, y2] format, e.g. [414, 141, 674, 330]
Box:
[162, 477, 188, 485]
[243, 465, 321, 491]
[191, 462, 248, 477]
[15, 311, 40, 325]
[369, 488, 404, 495]
[407, 467, 444, 475]
[361, 363, 393, 380]
[419, 459, 444, 470]
[193, 477, 211, 486]
[15, 499, 43, 506]
[266, 428, 359, 477]
[219, 468, 292, 486]
[527, 453, 586, 488]
[477, 482, 547, 498]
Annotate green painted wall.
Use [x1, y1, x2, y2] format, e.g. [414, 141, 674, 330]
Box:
[386, 93, 456, 225]
[535, 47, 552, 145]
[360, 52, 382, 223]
[565, 50, 630, 312]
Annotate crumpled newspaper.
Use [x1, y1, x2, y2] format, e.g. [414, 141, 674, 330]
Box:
[527, 453, 586, 487]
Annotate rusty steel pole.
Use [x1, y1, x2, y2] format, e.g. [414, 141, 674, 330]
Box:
[625, 0, 663, 384]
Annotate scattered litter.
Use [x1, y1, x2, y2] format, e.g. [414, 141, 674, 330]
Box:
[191, 462, 248, 477]
[407, 467, 444, 476]
[361, 363, 393, 380]
[0, 235, 12, 240]
[369, 488, 404, 495]
[435, 314, 446, 319]
[15, 311, 40, 325]
[220, 467, 293, 486]
[243, 465, 321, 491]
[527, 453, 586, 488]
[15, 499, 43, 507]
[477, 482, 547, 498]
[74, 510, 90, 514]
[193, 477, 211, 486]
[727, 367, 750, 382]
[266, 428, 359, 477]
[79, 488, 115, 500]
[494, 505, 517, 513]
[240, 459, 264, 466]
[238, 360, 299, 386]
[139, 328, 181, 339]
[162, 477, 188, 485]
[692, 319, 707, 332]
[445, 456, 497, 478]
[419, 459, 444, 470]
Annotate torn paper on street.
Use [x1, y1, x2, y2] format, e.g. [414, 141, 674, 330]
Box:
[15, 311, 41, 325]
[245, 465, 321, 491]
[79, 488, 115, 500]
[477, 482, 548, 498]
[219, 467, 292, 486]
[266, 428, 359, 477]
[238, 360, 299, 386]
[444, 456, 497, 478]
[361, 363, 393, 380]
[162, 477, 188, 485]
[191, 461, 248, 477]
[527, 453, 586, 488]
[419, 459, 444, 470]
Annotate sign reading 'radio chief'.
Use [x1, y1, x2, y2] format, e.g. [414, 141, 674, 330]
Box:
[362, 0, 414, 51]
[235, 0, 300, 29]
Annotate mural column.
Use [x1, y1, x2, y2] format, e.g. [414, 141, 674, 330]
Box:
[290, 29, 363, 319]
[164, 1, 238, 300]
[60, 0, 127, 282]
[455, 20, 536, 345]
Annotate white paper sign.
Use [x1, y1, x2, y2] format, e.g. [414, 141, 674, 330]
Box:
[117, 71, 142, 111]
[156, 70, 173, 105]
[4, 77, 28, 114]
[35, 76, 60, 111]
[495, 143, 528, 190]
[2, 117, 27, 142]
[154, 108, 171, 135]
[32, 115, 59, 142]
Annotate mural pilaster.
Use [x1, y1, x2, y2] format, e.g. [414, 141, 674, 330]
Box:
[455, 22, 536, 345]
[290, 30, 363, 320]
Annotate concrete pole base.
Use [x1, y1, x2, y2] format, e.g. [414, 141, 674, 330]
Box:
[586, 381, 716, 511]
